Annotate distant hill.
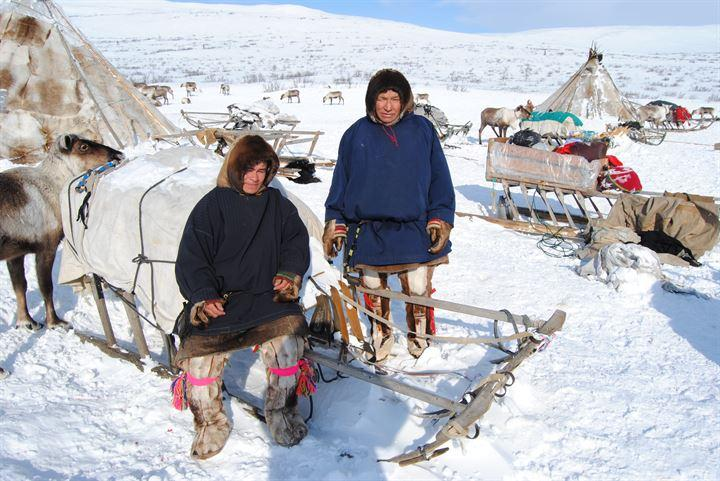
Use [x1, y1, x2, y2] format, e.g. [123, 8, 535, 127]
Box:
[58, 0, 719, 101]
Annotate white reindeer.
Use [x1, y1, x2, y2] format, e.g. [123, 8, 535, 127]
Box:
[415, 93, 430, 104]
[280, 89, 300, 103]
[322, 91, 344, 105]
[478, 100, 534, 144]
[692, 106, 715, 119]
[637, 104, 669, 127]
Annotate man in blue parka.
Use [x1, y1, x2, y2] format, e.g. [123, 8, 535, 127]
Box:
[323, 69, 455, 361]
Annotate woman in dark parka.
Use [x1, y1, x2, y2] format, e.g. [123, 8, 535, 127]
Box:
[174, 135, 310, 459]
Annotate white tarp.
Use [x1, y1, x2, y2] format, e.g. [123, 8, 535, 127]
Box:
[486, 141, 603, 191]
[59, 145, 337, 333]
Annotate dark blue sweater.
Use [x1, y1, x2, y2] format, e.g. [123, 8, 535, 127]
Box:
[175, 187, 309, 336]
[325, 113, 455, 267]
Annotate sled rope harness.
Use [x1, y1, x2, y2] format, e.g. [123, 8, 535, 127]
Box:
[74, 160, 123, 229]
[130, 167, 189, 320]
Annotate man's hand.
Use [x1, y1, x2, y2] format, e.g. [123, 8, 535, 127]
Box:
[426, 218, 452, 254]
[322, 219, 346, 260]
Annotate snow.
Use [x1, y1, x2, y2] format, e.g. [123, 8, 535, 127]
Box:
[1, 1, 719, 480]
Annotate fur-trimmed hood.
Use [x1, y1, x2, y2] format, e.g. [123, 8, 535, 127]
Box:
[217, 135, 279, 194]
[365, 69, 415, 125]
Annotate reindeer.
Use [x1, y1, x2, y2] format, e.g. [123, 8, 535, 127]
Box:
[637, 104, 669, 128]
[322, 90, 344, 105]
[181, 81, 199, 96]
[478, 100, 534, 144]
[181, 97, 191, 104]
[692, 106, 715, 119]
[220, 83, 231, 96]
[155, 85, 174, 104]
[280, 89, 300, 103]
[415, 93, 430, 104]
[0, 134, 123, 331]
[133, 82, 147, 89]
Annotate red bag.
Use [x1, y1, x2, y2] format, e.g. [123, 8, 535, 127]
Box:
[606, 155, 623, 167]
[601, 166, 642, 192]
[674, 106, 691, 124]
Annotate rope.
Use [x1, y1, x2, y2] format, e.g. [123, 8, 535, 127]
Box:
[527, 190, 580, 258]
[131, 167, 189, 321]
[103, 280, 163, 332]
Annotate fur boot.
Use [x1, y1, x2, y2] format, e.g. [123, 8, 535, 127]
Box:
[178, 353, 232, 460]
[362, 270, 394, 362]
[399, 266, 434, 358]
[260, 335, 308, 447]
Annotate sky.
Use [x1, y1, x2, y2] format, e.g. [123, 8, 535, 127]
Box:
[170, 0, 720, 33]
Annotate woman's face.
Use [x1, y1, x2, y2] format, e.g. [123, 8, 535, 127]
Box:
[375, 90, 402, 125]
[242, 162, 268, 194]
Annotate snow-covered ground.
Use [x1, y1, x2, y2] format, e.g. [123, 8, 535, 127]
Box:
[1, 1, 719, 480]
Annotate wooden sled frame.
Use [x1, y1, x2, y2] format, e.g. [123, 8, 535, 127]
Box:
[74, 271, 565, 466]
[180, 107, 302, 132]
[305, 277, 565, 465]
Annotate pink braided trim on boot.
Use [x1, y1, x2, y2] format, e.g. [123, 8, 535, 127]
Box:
[170, 372, 219, 411]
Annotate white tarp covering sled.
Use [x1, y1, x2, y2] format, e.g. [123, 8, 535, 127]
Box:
[59, 145, 335, 333]
[486, 141, 603, 191]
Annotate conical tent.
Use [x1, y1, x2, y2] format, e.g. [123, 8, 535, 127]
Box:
[537, 47, 639, 122]
[0, 0, 177, 164]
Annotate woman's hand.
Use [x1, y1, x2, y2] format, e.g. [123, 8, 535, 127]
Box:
[273, 277, 292, 293]
[202, 299, 226, 318]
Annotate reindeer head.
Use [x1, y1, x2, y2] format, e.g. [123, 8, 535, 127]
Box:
[55, 134, 124, 174]
[515, 104, 532, 120]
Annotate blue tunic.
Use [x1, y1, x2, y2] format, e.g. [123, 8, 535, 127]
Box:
[325, 113, 455, 267]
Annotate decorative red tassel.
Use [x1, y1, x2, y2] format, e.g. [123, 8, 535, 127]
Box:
[295, 359, 317, 397]
[171, 373, 188, 410]
[428, 288, 437, 335]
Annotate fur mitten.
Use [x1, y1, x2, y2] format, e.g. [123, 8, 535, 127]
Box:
[426, 218, 452, 254]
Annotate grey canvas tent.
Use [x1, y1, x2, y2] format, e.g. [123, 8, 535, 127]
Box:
[537, 47, 639, 122]
[0, 0, 177, 164]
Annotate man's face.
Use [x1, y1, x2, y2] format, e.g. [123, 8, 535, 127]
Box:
[242, 163, 268, 194]
[375, 90, 402, 125]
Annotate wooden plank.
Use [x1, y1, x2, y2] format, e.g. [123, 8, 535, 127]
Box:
[501, 180, 521, 220]
[329, 286, 350, 344]
[571, 192, 591, 220]
[118, 291, 150, 358]
[356, 285, 545, 328]
[339, 282, 365, 342]
[304, 350, 463, 413]
[520, 183, 541, 224]
[537, 189, 559, 225]
[457, 212, 581, 239]
[519, 183, 541, 224]
[89, 274, 116, 346]
[554, 188, 579, 230]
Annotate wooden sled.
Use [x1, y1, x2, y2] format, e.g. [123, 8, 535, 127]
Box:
[154, 127, 332, 182]
[74, 268, 565, 465]
[304, 276, 565, 465]
[482, 141, 626, 236]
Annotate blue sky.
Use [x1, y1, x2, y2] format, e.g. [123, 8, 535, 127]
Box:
[170, 0, 720, 33]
